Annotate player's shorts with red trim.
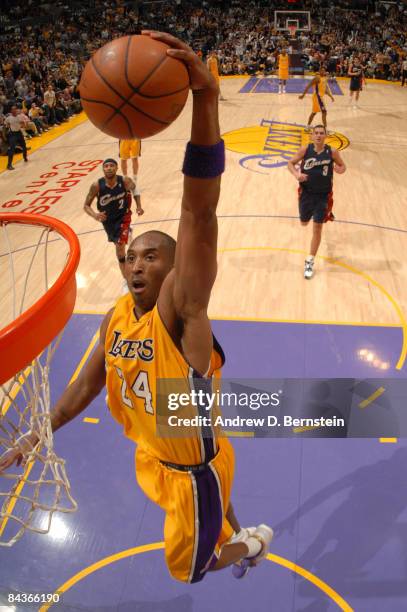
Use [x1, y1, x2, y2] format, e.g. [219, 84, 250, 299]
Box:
[102, 210, 132, 244]
[299, 186, 333, 223]
[135, 437, 235, 583]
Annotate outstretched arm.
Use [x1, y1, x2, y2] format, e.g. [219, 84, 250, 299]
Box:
[326, 82, 334, 102]
[299, 77, 315, 99]
[0, 311, 112, 473]
[149, 32, 222, 375]
[83, 182, 105, 222]
[48, 312, 110, 432]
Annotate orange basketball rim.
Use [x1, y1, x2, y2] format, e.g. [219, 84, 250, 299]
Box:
[0, 213, 80, 384]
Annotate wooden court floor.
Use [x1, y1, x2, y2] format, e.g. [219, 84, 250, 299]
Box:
[1, 76, 407, 611]
[1, 75, 407, 361]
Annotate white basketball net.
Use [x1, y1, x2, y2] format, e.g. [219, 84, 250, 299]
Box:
[0, 219, 77, 546]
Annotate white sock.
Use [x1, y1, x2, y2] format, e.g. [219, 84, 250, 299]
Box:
[306, 255, 314, 262]
[245, 536, 262, 558]
[230, 529, 245, 544]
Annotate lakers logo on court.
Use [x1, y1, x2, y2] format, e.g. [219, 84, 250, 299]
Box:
[223, 120, 349, 173]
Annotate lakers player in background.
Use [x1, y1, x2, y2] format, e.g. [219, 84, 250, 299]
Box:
[119, 138, 141, 183]
[287, 125, 346, 279]
[119, 137, 143, 211]
[278, 47, 289, 94]
[207, 50, 226, 101]
[0, 32, 272, 584]
[299, 65, 334, 131]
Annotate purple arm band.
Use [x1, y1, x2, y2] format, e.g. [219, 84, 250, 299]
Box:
[182, 139, 225, 178]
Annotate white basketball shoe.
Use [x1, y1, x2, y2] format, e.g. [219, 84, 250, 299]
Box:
[304, 257, 315, 279]
[232, 524, 274, 579]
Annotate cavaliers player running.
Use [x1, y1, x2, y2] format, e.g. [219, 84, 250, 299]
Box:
[287, 125, 346, 279]
[83, 159, 144, 275]
[0, 32, 272, 584]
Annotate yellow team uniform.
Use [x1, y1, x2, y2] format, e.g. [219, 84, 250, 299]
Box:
[278, 53, 289, 80]
[105, 294, 234, 583]
[119, 139, 141, 160]
[207, 56, 220, 85]
[312, 76, 327, 113]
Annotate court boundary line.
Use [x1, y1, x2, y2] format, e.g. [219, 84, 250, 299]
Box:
[0, 112, 88, 174]
[38, 542, 353, 612]
[2, 213, 407, 263]
[72, 309, 401, 329]
[221, 74, 399, 87]
[2, 219, 404, 362]
[219, 246, 407, 370]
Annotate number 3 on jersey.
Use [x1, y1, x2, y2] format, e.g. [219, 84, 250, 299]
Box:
[115, 367, 154, 414]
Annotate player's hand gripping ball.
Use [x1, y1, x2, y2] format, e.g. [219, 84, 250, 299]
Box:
[79, 34, 190, 139]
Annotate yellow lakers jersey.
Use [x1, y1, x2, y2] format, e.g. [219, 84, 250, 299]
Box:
[278, 54, 289, 69]
[105, 293, 225, 464]
[208, 56, 219, 76]
[314, 76, 327, 97]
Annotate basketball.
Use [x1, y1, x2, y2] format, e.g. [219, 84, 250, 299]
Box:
[79, 35, 190, 139]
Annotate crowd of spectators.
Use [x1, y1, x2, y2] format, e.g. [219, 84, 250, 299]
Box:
[300, 2, 407, 81]
[205, 1, 407, 79]
[1, 0, 406, 155]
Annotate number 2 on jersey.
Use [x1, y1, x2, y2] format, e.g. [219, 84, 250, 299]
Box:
[115, 367, 154, 414]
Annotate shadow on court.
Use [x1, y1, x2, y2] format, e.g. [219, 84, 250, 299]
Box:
[276, 446, 407, 608]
